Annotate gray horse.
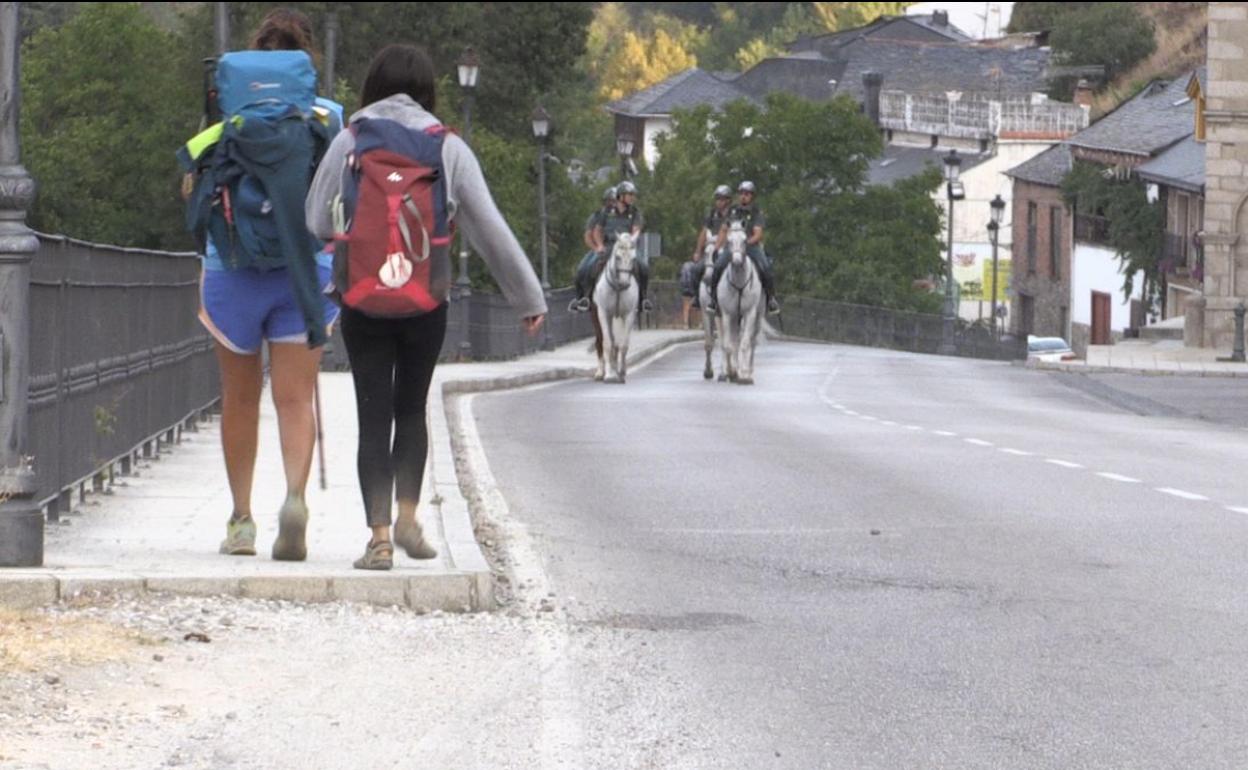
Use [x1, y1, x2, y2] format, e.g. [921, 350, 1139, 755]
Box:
[591, 233, 639, 383]
[715, 222, 762, 385]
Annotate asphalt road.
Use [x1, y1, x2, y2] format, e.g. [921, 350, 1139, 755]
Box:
[474, 339, 1248, 769]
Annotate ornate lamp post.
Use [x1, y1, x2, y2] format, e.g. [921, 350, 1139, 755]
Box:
[455, 48, 480, 359]
[938, 149, 964, 355]
[988, 194, 1006, 340]
[0, 1, 43, 566]
[455, 47, 480, 292]
[532, 105, 552, 292]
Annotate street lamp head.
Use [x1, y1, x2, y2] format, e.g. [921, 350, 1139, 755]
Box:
[531, 105, 551, 140]
[990, 194, 1005, 225]
[942, 148, 961, 184]
[616, 135, 635, 158]
[457, 48, 480, 90]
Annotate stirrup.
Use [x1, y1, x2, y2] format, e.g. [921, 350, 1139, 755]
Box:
[767, 297, 781, 315]
[641, 298, 654, 313]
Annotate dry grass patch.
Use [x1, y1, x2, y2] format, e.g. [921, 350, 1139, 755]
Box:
[0, 607, 154, 673]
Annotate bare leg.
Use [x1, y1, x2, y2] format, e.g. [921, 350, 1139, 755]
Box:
[268, 343, 323, 500]
[214, 343, 263, 517]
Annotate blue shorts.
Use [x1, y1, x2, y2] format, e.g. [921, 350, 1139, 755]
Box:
[199, 263, 339, 354]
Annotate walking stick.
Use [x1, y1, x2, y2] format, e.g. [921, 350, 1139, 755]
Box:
[314, 379, 327, 490]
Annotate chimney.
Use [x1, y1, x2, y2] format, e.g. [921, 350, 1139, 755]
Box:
[863, 71, 883, 127]
[932, 10, 949, 27]
[1073, 78, 1094, 108]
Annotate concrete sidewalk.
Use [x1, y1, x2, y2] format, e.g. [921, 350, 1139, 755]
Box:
[0, 329, 699, 610]
[1029, 338, 1248, 377]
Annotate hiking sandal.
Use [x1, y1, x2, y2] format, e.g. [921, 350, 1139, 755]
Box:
[353, 539, 394, 571]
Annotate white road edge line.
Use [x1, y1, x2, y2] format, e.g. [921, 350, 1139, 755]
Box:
[964, 438, 993, 447]
[933, 430, 957, 437]
[999, 448, 1032, 456]
[458, 395, 583, 763]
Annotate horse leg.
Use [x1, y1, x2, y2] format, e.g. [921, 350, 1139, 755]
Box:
[591, 303, 606, 381]
[738, 306, 757, 385]
[703, 311, 714, 380]
[617, 313, 632, 383]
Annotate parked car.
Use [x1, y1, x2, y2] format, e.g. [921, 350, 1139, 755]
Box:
[1027, 335, 1077, 362]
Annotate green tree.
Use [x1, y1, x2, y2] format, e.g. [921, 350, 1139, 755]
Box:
[1061, 162, 1164, 301]
[811, 3, 914, 33]
[1049, 3, 1155, 83]
[20, 3, 198, 248]
[1005, 2, 1092, 33]
[645, 93, 943, 310]
[18, 2, 79, 40]
[465, 128, 599, 293]
[188, 2, 592, 142]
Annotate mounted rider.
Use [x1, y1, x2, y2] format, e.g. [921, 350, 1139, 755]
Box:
[571, 180, 651, 313]
[680, 185, 733, 325]
[569, 186, 617, 312]
[705, 181, 780, 315]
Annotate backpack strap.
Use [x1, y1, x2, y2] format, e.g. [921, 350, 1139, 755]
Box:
[397, 195, 430, 263]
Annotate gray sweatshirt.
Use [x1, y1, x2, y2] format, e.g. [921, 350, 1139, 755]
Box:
[305, 93, 547, 319]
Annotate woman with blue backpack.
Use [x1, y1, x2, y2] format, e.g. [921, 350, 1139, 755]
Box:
[306, 44, 547, 570]
[181, 9, 343, 563]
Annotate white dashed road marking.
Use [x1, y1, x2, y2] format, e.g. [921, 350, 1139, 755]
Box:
[1045, 459, 1083, 469]
[1097, 473, 1141, 483]
[1156, 488, 1209, 502]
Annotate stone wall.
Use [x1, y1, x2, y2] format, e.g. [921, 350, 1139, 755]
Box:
[1201, 2, 1248, 349]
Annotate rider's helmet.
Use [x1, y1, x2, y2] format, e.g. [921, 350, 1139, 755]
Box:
[714, 184, 732, 199]
[617, 180, 637, 196]
[602, 186, 617, 202]
[738, 180, 757, 194]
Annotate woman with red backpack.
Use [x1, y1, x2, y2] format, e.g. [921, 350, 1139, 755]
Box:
[306, 44, 547, 570]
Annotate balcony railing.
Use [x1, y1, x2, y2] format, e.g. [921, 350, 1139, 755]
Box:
[1074, 214, 1112, 247]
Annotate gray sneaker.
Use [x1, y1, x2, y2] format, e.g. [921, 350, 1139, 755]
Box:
[271, 496, 309, 562]
[219, 515, 257, 556]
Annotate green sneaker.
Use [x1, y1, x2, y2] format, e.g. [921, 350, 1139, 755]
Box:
[219, 515, 257, 556]
[271, 496, 309, 562]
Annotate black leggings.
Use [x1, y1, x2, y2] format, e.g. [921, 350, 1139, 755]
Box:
[340, 303, 448, 528]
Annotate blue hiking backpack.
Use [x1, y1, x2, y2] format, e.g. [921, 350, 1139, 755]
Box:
[181, 50, 334, 272]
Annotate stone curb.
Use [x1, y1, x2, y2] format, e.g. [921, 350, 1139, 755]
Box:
[0, 333, 699, 612]
[1028, 360, 1248, 378]
[0, 571, 481, 613]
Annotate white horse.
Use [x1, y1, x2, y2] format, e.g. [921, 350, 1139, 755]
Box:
[591, 232, 639, 383]
[716, 222, 762, 385]
[697, 230, 719, 380]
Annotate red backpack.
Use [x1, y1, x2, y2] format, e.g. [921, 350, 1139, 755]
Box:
[331, 119, 453, 317]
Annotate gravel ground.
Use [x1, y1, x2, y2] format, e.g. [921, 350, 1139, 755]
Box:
[0, 590, 707, 770]
[0, 384, 707, 770]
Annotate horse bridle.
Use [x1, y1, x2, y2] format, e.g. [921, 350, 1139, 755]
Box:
[725, 234, 754, 294]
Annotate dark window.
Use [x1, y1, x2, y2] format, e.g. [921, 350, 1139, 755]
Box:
[1050, 206, 1062, 279]
[1027, 202, 1037, 275]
